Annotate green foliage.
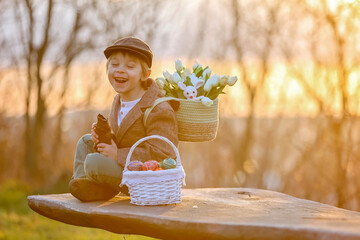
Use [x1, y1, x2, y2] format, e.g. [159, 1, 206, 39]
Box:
[0, 180, 30, 214]
[0, 180, 157, 240]
[207, 85, 226, 100]
[0, 210, 155, 240]
[34, 172, 72, 195]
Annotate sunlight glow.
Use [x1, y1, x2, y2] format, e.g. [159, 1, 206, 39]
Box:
[2, 59, 360, 118]
[348, 72, 359, 95]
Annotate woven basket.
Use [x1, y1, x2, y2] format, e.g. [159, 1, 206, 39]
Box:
[120, 135, 185, 206]
[144, 97, 219, 142]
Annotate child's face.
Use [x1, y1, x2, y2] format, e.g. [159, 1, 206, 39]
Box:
[107, 52, 146, 101]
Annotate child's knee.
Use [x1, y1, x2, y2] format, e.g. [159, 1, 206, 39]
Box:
[84, 153, 123, 186]
[75, 134, 94, 153]
[80, 134, 93, 145]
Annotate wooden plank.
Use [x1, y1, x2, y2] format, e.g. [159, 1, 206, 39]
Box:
[27, 188, 360, 240]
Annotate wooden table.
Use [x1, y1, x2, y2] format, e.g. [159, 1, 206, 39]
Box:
[27, 188, 360, 240]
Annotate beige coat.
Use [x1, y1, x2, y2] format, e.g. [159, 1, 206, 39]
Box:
[108, 79, 178, 168]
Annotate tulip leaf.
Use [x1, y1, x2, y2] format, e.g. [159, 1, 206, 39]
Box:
[197, 66, 208, 78]
[185, 76, 192, 86]
[177, 90, 185, 99]
[203, 85, 226, 100]
[164, 84, 178, 98]
[194, 66, 203, 76]
[163, 85, 171, 92]
[197, 88, 205, 97]
[207, 92, 219, 100]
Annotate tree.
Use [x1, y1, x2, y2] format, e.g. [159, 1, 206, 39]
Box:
[2, 0, 170, 184]
[227, 0, 285, 186]
[281, 0, 360, 208]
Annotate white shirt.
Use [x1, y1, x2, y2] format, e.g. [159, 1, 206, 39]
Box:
[118, 98, 141, 126]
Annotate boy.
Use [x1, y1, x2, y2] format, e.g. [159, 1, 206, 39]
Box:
[69, 37, 178, 202]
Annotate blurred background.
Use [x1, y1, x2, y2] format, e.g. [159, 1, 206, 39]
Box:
[0, 0, 360, 238]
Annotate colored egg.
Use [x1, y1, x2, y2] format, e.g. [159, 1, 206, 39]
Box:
[127, 160, 143, 171]
[159, 158, 177, 169]
[142, 160, 160, 171]
[154, 168, 164, 171]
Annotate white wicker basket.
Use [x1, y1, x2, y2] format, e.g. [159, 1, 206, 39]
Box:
[120, 135, 186, 206]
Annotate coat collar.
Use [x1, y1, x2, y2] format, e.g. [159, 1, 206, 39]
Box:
[137, 78, 160, 109]
[111, 78, 160, 142]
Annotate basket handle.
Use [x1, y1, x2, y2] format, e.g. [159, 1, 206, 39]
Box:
[123, 135, 181, 172]
[143, 97, 179, 126]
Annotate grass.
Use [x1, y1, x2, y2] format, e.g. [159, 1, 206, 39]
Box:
[0, 180, 156, 240]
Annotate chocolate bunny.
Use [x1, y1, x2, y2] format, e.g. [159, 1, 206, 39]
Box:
[94, 114, 112, 152]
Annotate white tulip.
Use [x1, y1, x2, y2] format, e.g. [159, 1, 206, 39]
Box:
[219, 75, 228, 87]
[180, 72, 185, 79]
[228, 76, 238, 86]
[203, 79, 213, 92]
[155, 77, 165, 88]
[201, 97, 213, 106]
[172, 72, 182, 84]
[163, 71, 173, 83]
[175, 59, 183, 72]
[180, 72, 186, 80]
[204, 74, 220, 92]
[210, 74, 220, 87]
[189, 73, 199, 86]
[183, 68, 191, 78]
[202, 68, 212, 80]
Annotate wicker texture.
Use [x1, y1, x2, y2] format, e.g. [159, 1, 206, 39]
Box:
[144, 97, 219, 142]
[177, 98, 218, 142]
[121, 135, 185, 206]
[178, 121, 218, 142]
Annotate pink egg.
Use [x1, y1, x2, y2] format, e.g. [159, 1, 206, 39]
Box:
[142, 160, 160, 171]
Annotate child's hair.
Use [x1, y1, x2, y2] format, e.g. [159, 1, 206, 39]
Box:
[106, 50, 150, 89]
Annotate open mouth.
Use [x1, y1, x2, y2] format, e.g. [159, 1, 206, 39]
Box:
[114, 77, 127, 84]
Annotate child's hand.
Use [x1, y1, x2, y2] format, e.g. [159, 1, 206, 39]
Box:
[91, 122, 99, 144]
[96, 139, 118, 161]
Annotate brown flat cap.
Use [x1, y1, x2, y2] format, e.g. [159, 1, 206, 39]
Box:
[104, 37, 153, 68]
